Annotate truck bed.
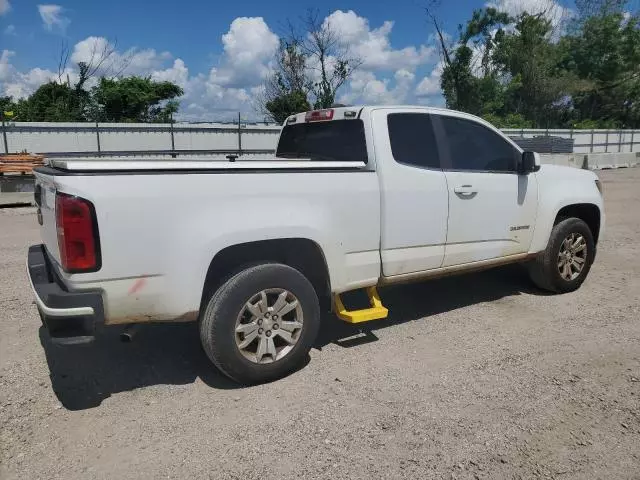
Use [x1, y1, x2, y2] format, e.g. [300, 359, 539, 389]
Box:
[46, 157, 368, 172]
[33, 163, 381, 325]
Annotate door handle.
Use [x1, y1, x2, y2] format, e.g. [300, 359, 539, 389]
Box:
[454, 185, 477, 196]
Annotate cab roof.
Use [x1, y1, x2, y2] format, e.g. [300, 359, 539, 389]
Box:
[285, 105, 481, 126]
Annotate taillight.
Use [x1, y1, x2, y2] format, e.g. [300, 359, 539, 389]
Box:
[56, 193, 100, 273]
[305, 109, 334, 122]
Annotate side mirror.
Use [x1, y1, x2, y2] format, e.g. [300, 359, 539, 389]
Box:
[518, 151, 540, 175]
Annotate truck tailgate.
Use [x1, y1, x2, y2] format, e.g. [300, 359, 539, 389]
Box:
[34, 171, 61, 265]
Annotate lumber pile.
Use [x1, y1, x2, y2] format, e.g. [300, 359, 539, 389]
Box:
[0, 154, 45, 174]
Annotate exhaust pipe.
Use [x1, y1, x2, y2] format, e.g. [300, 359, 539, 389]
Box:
[120, 324, 138, 342]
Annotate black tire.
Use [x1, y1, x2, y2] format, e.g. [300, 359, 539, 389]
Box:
[528, 217, 596, 293]
[199, 263, 320, 384]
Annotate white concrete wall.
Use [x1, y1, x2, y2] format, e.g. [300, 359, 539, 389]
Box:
[2, 122, 640, 155]
[1, 122, 282, 154]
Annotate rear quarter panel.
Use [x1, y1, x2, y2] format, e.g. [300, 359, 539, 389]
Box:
[50, 170, 381, 324]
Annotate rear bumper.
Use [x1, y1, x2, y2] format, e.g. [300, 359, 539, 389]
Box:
[27, 244, 104, 345]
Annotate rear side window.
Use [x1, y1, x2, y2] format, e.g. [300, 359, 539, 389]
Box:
[387, 113, 440, 169]
[440, 116, 519, 172]
[276, 120, 368, 163]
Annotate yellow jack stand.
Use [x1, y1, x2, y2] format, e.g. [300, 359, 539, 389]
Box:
[335, 286, 389, 323]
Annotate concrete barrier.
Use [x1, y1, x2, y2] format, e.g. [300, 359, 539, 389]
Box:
[540, 152, 640, 170]
[586, 152, 640, 169]
[0, 192, 34, 207]
[539, 154, 586, 169]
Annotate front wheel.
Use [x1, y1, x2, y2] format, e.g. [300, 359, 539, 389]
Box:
[199, 263, 320, 384]
[528, 217, 596, 293]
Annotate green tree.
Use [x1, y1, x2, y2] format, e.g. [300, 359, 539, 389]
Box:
[437, 8, 511, 116]
[91, 76, 184, 122]
[266, 91, 310, 125]
[1, 73, 184, 123]
[573, 0, 627, 24]
[1, 38, 183, 124]
[300, 9, 361, 109]
[19, 81, 87, 121]
[461, 8, 512, 77]
[260, 9, 361, 122]
[493, 12, 573, 127]
[0, 96, 17, 116]
[6, 50, 104, 122]
[559, 12, 640, 127]
[262, 40, 311, 123]
[430, 3, 640, 128]
[482, 112, 533, 128]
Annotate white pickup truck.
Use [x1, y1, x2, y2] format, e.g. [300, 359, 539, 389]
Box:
[28, 106, 604, 384]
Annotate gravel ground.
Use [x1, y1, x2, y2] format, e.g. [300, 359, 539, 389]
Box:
[1, 169, 639, 480]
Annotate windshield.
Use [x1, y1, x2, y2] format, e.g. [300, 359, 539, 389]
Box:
[276, 119, 368, 163]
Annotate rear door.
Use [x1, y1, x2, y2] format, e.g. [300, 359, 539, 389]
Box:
[372, 110, 449, 276]
[433, 114, 538, 267]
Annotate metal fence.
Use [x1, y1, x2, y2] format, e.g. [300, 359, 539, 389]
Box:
[509, 136, 574, 153]
[502, 128, 640, 154]
[2, 121, 640, 157]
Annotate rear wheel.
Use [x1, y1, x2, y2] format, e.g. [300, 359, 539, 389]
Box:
[528, 217, 595, 293]
[199, 263, 320, 384]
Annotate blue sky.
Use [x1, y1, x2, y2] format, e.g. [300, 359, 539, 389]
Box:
[1, 0, 577, 121]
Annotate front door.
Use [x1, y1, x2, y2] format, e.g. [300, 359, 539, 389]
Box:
[433, 114, 538, 267]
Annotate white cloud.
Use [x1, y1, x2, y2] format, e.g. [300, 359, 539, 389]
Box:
[0, 0, 11, 16]
[389, 69, 416, 103]
[0, 50, 70, 99]
[0, 0, 10, 16]
[6, 67, 62, 98]
[325, 10, 435, 72]
[68, 34, 271, 120]
[487, 0, 571, 31]
[4, 24, 16, 35]
[71, 36, 111, 64]
[339, 68, 419, 105]
[151, 59, 189, 87]
[415, 74, 440, 97]
[208, 17, 279, 88]
[174, 76, 262, 122]
[308, 11, 442, 109]
[38, 4, 70, 33]
[395, 69, 415, 84]
[0, 49, 16, 82]
[72, 36, 172, 77]
[358, 73, 390, 103]
[173, 17, 279, 121]
[415, 59, 444, 99]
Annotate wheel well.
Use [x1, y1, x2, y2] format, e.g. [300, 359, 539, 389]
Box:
[556, 203, 601, 244]
[200, 238, 331, 312]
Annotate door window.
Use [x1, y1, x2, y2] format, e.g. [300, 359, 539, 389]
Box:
[387, 113, 440, 169]
[440, 116, 519, 172]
